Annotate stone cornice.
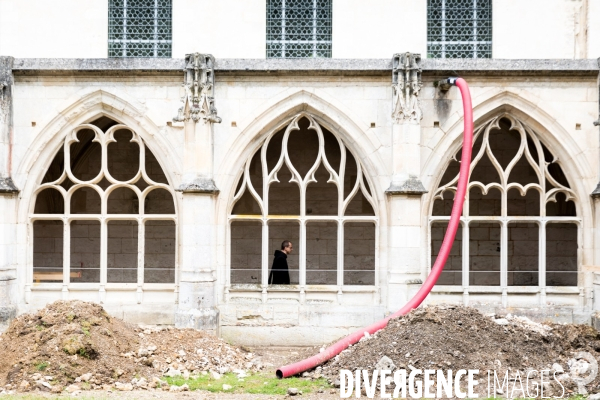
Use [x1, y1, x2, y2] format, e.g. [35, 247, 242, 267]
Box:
[9, 58, 600, 76]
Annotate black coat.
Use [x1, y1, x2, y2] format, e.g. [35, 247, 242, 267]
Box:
[269, 250, 290, 284]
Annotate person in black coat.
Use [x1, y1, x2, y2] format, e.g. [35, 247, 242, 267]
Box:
[269, 240, 293, 284]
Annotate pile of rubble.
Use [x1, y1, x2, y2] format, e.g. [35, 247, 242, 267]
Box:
[319, 305, 600, 397]
[0, 301, 259, 394]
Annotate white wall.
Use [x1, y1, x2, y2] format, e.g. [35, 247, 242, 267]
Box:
[0, 0, 107, 58]
[172, 0, 266, 59]
[332, 0, 426, 58]
[588, 0, 600, 59]
[493, 0, 579, 59]
[0, 0, 598, 60]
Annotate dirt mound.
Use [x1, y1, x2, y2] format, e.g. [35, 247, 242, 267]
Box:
[320, 305, 600, 396]
[0, 301, 257, 392]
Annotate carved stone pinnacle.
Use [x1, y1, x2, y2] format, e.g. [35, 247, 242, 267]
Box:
[392, 53, 423, 124]
[173, 53, 222, 124]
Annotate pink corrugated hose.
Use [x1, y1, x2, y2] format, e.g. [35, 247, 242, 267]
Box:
[276, 77, 474, 379]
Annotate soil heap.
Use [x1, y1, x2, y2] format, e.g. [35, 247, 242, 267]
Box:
[0, 301, 257, 393]
[319, 305, 600, 397]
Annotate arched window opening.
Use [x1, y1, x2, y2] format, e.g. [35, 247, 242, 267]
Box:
[229, 114, 377, 288]
[431, 114, 579, 291]
[32, 118, 176, 289]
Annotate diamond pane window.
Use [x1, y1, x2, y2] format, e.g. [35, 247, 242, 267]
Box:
[109, 0, 172, 58]
[267, 0, 332, 58]
[427, 0, 492, 59]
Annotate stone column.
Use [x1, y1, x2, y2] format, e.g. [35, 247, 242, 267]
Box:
[0, 56, 19, 331]
[173, 54, 221, 331]
[591, 58, 600, 312]
[385, 53, 427, 311]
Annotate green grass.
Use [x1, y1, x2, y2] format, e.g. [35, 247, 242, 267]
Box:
[165, 372, 330, 395]
[33, 361, 48, 371]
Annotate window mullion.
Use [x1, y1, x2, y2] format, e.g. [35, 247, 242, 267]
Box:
[123, 0, 128, 57]
[441, 0, 446, 58]
[299, 219, 307, 297]
[462, 221, 469, 304]
[473, 0, 477, 58]
[261, 219, 269, 302]
[500, 219, 508, 306]
[281, 0, 286, 58]
[137, 219, 144, 303]
[62, 218, 70, 300]
[337, 220, 344, 295]
[154, 0, 158, 57]
[313, 0, 317, 57]
[99, 218, 108, 302]
[538, 220, 546, 305]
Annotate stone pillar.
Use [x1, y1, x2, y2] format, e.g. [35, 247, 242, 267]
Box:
[0, 56, 18, 331]
[173, 54, 221, 331]
[385, 53, 427, 311]
[591, 58, 600, 312]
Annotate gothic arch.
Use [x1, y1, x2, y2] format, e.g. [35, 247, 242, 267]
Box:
[422, 92, 594, 233]
[215, 91, 387, 295]
[217, 89, 387, 224]
[16, 88, 180, 223]
[422, 100, 592, 295]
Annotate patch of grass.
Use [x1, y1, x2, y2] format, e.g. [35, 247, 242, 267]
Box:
[165, 372, 330, 395]
[34, 361, 48, 371]
[81, 320, 91, 336]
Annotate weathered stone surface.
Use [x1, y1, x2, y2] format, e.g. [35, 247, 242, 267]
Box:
[591, 182, 600, 198]
[174, 307, 219, 330]
[11, 58, 599, 75]
[385, 177, 427, 195]
[177, 178, 219, 194]
[0, 177, 18, 193]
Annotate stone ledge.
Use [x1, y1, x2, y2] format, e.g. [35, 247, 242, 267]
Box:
[11, 58, 600, 75]
[0, 177, 19, 194]
[591, 182, 600, 198]
[177, 178, 219, 194]
[385, 177, 428, 195]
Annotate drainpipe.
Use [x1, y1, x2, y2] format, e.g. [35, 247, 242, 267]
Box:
[276, 77, 474, 379]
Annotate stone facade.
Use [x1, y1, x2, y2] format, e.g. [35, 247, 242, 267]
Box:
[0, 56, 598, 344]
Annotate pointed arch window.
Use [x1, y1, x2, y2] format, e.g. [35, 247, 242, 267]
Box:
[431, 115, 580, 298]
[229, 114, 377, 291]
[30, 117, 177, 302]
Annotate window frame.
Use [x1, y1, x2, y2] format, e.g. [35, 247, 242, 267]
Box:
[27, 123, 178, 303]
[429, 114, 581, 302]
[427, 0, 493, 59]
[266, 0, 333, 59]
[108, 0, 173, 58]
[226, 114, 379, 299]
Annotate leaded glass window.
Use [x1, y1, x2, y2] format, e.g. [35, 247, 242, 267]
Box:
[427, 0, 492, 59]
[109, 0, 172, 58]
[266, 0, 332, 58]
